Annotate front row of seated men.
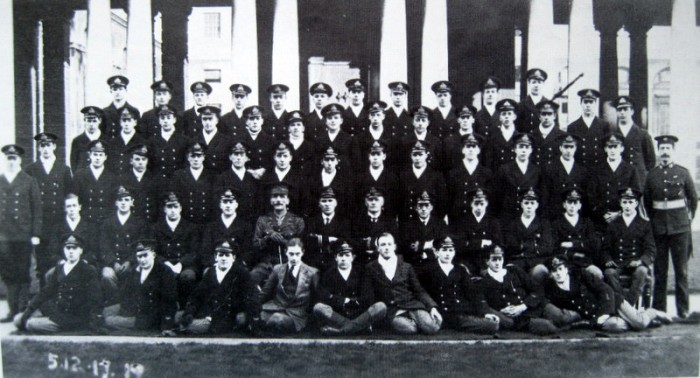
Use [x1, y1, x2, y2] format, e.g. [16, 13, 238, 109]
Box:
[14, 220, 672, 336]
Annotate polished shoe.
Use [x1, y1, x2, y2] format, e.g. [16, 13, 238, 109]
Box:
[0, 314, 17, 323]
[320, 326, 343, 336]
[655, 311, 673, 325]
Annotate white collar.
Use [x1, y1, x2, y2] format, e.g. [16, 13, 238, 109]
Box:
[190, 166, 204, 180]
[3, 170, 19, 183]
[607, 159, 621, 171]
[473, 212, 485, 223]
[85, 130, 101, 141]
[500, 125, 515, 139]
[202, 128, 217, 144]
[232, 166, 246, 179]
[556, 276, 571, 291]
[66, 216, 81, 230]
[350, 104, 363, 116]
[582, 115, 595, 127]
[222, 214, 236, 228]
[327, 129, 340, 141]
[516, 159, 529, 174]
[438, 261, 454, 276]
[414, 131, 427, 141]
[369, 127, 383, 140]
[437, 106, 452, 118]
[166, 217, 180, 231]
[369, 166, 383, 180]
[338, 266, 352, 281]
[288, 264, 300, 278]
[216, 266, 231, 283]
[463, 159, 478, 174]
[161, 128, 175, 141]
[529, 94, 543, 104]
[117, 212, 131, 225]
[412, 165, 427, 178]
[521, 215, 535, 228]
[618, 123, 632, 137]
[139, 265, 153, 283]
[560, 157, 574, 173]
[321, 170, 336, 186]
[539, 125, 553, 138]
[133, 168, 146, 181]
[564, 213, 579, 226]
[484, 104, 496, 115]
[275, 166, 290, 181]
[289, 137, 304, 149]
[121, 131, 135, 144]
[63, 260, 79, 276]
[40, 155, 56, 169]
[487, 268, 507, 282]
[273, 108, 286, 119]
[622, 212, 637, 226]
[323, 213, 335, 224]
[377, 255, 398, 280]
[90, 165, 105, 179]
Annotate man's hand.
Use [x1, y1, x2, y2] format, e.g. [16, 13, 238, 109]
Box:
[628, 260, 642, 268]
[561, 241, 574, 249]
[424, 240, 434, 251]
[18, 310, 32, 331]
[596, 314, 611, 325]
[604, 211, 621, 223]
[501, 304, 527, 317]
[171, 262, 183, 274]
[248, 168, 265, 180]
[268, 232, 286, 244]
[481, 239, 492, 248]
[430, 308, 443, 324]
[410, 241, 419, 252]
[484, 314, 500, 323]
[328, 236, 338, 243]
[30, 237, 40, 246]
[605, 261, 618, 269]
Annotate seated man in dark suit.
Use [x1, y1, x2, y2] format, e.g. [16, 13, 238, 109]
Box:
[16, 234, 103, 334]
[351, 187, 399, 266]
[399, 191, 447, 272]
[259, 238, 319, 333]
[313, 241, 387, 335]
[418, 236, 499, 334]
[179, 239, 260, 334]
[360, 233, 442, 335]
[305, 187, 350, 272]
[104, 239, 178, 335]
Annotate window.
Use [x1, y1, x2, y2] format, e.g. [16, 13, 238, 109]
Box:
[203, 12, 221, 39]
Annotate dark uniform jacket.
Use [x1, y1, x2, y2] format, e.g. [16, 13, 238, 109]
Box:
[170, 168, 216, 225]
[475, 108, 499, 140]
[399, 133, 443, 169]
[601, 215, 656, 268]
[215, 168, 260, 221]
[351, 128, 397, 171]
[551, 215, 600, 268]
[532, 126, 566, 168]
[100, 213, 146, 267]
[28, 260, 102, 330]
[544, 269, 619, 320]
[152, 218, 200, 269]
[517, 96, 549, 133]
[233, 131, 276, 171]
[150, 131, 191, 179]
[72, 167, 118, 224]
[317, 266, 364, 318]
[618, 124, 656, 184]
[504, 216, 554, 266]
[360, 256, 437, 316]
[260, 262, 319, 331]
[118, 261, 178, 331]
[304, 213, 350, 272]
[24, 160, 72, 225]
[431, 107, 458, 140]
[264, 110, 289, 141]
[0, 172, 42, 241]
[442, 132, 474, 171]
[385, 107, 412, 140]
[290, 139, 318, 178]
[419, 262, 489, 318]
[259, 168, 307, 216]
[316, 131, 354, 172]
[478, 265, 545, 315]
[119, 169, 161, 223]
[182, 107, 202, 138]
[399, 216, 447, 267]
[343, 106, 370, 138]
[493, 161, 543, 221]
[307, 171, 354, 217]
[49, 218, 99, 267]
[200, 215, 254, 267]
[354, 168, 399, 218]
[567, 117, 609, 168]
[252, 212, 306, 266]
[219, 110, 246, 139]
[138, 108, 183, 140]
[485, 128, 516, 171]
[304, 110, 325, 142]
[542, 160, 589, 219]
[451, 212, 503, 269]
[588, 161, 641, 224]
[185, 262, 260, 334]
[446, 162, 493, 221]
[106, 133, 149, 177]
[70, 133, 102, 171]
[197, 130, 233, 175]
[398, 166, 448, 222]
[644, 163, 698, 235]
[351, 212, 399, 266]
[102, 102, 140, 140]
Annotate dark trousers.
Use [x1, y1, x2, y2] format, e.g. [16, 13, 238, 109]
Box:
[652, 232, 690, 316]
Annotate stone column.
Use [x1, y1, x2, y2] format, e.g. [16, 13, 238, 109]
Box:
[126, 0, 154, 112]
[231, 0, 259, 105]
[567, 0, 600, 124]
[527, 0, 556, 98]
[379, 0, 408, 102]
[421, 0, 448, 108]
[85, 0, 113, 106]
[593, 0, 624, 113]
[670, 0, 699, 176]
[271, 0, 300, 109]
[159, 2, 191, 111]
[0, 0, 15, 148]
[624, 0, 655, 129]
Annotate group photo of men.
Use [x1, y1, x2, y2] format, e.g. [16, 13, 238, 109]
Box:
[0, 66, 697, 339]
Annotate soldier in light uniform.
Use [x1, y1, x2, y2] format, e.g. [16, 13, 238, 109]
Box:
[644, 135, 697, 319]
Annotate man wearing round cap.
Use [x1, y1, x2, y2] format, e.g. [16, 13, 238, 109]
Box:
[285, 110, 316, 177]
[567, 89, 610, 168]
[355, 140, 399, 218]
[101, 75, 141, 140]
[0, 145, 42, 322]
[542, 255, 672, 332]
[385, 81, 413, 139]
[220, 83, 252, 138]
[493, 132, 543, 224]
[46, 194, 99, 269]
[170, 141, 216, 225]
[265, 84, 291, 140]
[399, 105, 443, 170]
[475, 76, 502, 139]
[305, 82, 333, 141]
[180, 239, 260, 334]
[104, 238, 178, 335]
[517, 68, 550, 133]
[644, 135, 697, 319]
[182, 81, 213, 138]
[450, 188, 503, 274]
[16, 233, 102, 333]
[351, 187, 399, 266]
[601, 187, 655, 305]
[195, 105, 231, 175]
[308, 146, 353, 217]
[418, 236, 500, 334]
[588, 132, 642, 231]
[400, 191, 447, 271]
[150, 104, 190, 180]
[73, 139, 119, 224]
[259, 141, 306, 215]
[532, 100, 566, 168]
[305, 187, 350, 272]
[613, 96, 655, 184]
[71, 106, 106, 170]
[398, 139, 448, 224]
[443, 105, 478, 170]
[152, 192, 200, 308]
[233, 105, 276, 180]
[99, 186, 147, 303]
[504, 187, 554, 285]
[251, 183, 306, 286]
[447, 134, 492, 223]
[477, 245, 558, 335]
[139, 80, 182, 140]
[486, 99, 519, 171]
[313, 240, 387, 335]
[430, 81, 458, 140]
[107, 106, 147, 177]
[118, 144, 159, 223]
[214, 141, 260, 220]
[316, 103, 354, 172]
[542, 133, 589, 219]
[351, 101, 396, 172]
[342, 79, 370, 138]
[201, 188, 254, 267]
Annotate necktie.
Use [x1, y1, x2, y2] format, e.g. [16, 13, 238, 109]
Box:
[324, 217, 329, 225]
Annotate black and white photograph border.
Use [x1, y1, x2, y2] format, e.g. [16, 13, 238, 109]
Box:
[1, 0, 700, 377]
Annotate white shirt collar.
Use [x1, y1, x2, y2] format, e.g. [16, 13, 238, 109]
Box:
[321, 170, 336, 186]
[370, 166, 383, 180]
[516, 159, 529, 174]
[369, 127, 383, 140]
[140, 265, 153, 284]
[437, 106, 452, 119]
[350, 104, 363, 117]
[133, 168, 146, 181]
[90, 165, 104, 179]
[40, 155, 56, 173]
[121, 131, 135, 144]
[622, 212, 637, 226]
[202, 129, 217, 144]
[438, 261, 454, 276]
[85, 130, 101, 141]
[412, 165, 427, 178]
[484, 104, 496, 115]
[487, 268, 507, 282]
[473, 212, 485, 223]
[560, 157, 574, 173]
[521, 215, 535, 228]
[190, 166, 204, 180]
[289, 137, 303, 149]
[117, 212, 131, 225]
[377, 255, 398, 280]
[463, 159, 479, 174]
[63, 260, 79, 276]
[500, 125, 515, 140]
[327, 129, 339, 142]
[232, 166, 246, 180]
[338, 266, 352, 281]
[273, 108, 286, 119]
[275, 166, 290, 181]
[167, 217, 180, 231]
[161, 128, 175, 141]
[216, 265, 231, 283]
[564, 213, 579, 226]
[222, 214, 236, 228]
[607, 159, 621, 172]
[288, 264, 300, 278]
[582, 115, 595, 127]
[66, 216, 81, 231]
[618, 123, 632, 137]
